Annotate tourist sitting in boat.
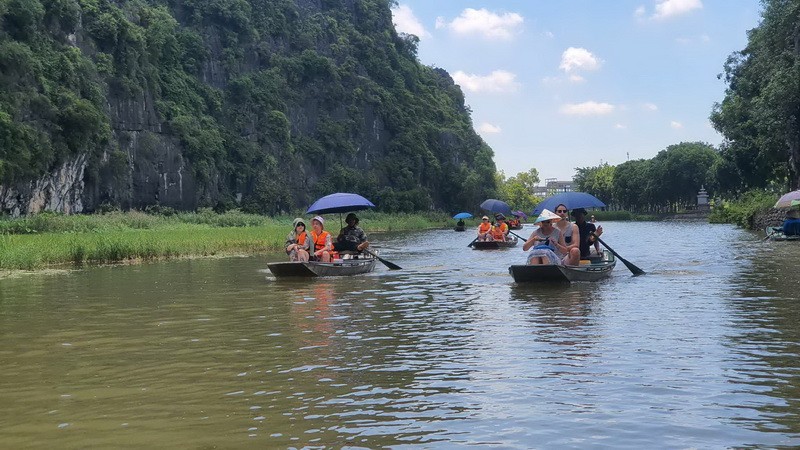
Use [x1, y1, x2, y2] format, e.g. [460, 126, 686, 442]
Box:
[783, 209, 800, 236]
[489, 214, 510, 241]
[477, 216, 492, 241]
[334, 213, 370, 252]
[554, 204, 581, 264]
[522, 209, 579, 265]
[310, 216, 333, 262]
[285, 218, 311, 262]
[456, 219, 466, 228]
[572, 208, 603, 258]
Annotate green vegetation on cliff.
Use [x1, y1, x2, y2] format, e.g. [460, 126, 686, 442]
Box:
[0, 0, 496, 214]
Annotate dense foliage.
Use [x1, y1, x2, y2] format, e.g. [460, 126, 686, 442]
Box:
[0, 0, 496, 214]
[495, 168, 541, 213]
[710, 0, 800, 193]
[574, 142, 720, 212]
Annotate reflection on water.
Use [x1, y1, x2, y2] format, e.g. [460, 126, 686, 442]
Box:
[1, 222, 799, 448]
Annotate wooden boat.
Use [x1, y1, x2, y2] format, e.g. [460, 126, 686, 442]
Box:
[509, 251, 616, 283]
[454, 225, 466, 232]
[267, 256, 377, 277]
[765, 226, 800, 241]
[508, 224, 523, 230]
[472, 236, 518, 250]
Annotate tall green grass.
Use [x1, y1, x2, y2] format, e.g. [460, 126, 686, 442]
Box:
[0, 210, 450, 270]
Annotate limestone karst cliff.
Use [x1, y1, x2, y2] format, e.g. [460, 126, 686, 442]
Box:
[0, 0, 497, 215]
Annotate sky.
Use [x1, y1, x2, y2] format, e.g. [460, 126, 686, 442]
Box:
[390, 0, 763, 182]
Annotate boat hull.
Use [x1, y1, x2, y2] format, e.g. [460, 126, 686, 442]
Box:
[765, 226, 800, 241]
[268, 258, 377, 277]
[454, 226, 466, 232]
[509, 252, 616, 283]
[472, 237, 518, 250]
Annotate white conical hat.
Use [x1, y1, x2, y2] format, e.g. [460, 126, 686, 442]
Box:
[534, 209, 562, 224]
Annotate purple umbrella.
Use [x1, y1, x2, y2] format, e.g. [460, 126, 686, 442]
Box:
[512, 211, 528, 220]
[775, 189, 800, 208]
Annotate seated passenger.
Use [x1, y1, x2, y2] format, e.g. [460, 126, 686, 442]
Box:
[285, 218, 310, 262]
[309, 216, 333, 262]
[571, 208, 603, 258]
[334, 213, 369, 253]
[783, 209, 800, 236]
[456, 219, 466, 227]
[553, 203, 581, 265]
[523, 209, 568, 265]
[477, 215, 492, 241]
[489, 214, 509, 241]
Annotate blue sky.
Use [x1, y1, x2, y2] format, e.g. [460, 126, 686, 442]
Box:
[391, 0, 762, 181]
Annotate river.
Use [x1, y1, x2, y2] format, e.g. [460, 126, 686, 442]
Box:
[1, 221, 799, 448]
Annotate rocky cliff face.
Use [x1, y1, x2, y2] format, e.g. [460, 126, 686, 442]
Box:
[0, 0, 497, 216]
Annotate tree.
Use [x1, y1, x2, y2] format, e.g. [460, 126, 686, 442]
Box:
[496, 169, 541, 212]
[710, 0, 800, 191]
[574, 163, 614, 206]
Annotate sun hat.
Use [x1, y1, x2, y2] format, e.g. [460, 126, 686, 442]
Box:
[481, 215, 489, 220]
[495, 214, 506, 220]
[345, 212, 359, 224]
[534, 209, 562, 224]
[312, 215, 325, 226]
[292, 218, 305, 228]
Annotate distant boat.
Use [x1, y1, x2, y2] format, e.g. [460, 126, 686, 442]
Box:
[509, 251, 616, 283]
[765, 226, 800, 242]
[471, 236, 518, 250]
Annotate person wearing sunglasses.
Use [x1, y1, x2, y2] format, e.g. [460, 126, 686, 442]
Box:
[477, 215, 492, 241]
[523, 209, 564, 265]
[553, 203, 581, 265]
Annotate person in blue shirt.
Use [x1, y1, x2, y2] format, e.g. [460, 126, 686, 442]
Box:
[783, 209, 800, 236]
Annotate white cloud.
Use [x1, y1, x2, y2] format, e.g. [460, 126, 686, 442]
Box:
[670, 120, 684, 129]
[437, 8, 524, 40]
[642, 102, 658, 111]
[651, 0, 703, 20]
[543, 31, 555, 39]
[478, 122, 502, 134]
[559, 47, 602, 73]
[568, 74, 586, 83]
[634, 5, 646, 18]
[614, 123, 627, 129]
[560, 101, 616, 116]
[700, 34, 711, 42]
[452, 70, 519, 93]
[391, 5, 430, 38]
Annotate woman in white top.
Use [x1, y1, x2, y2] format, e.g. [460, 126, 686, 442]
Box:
[523, 210, 566, 265]
[553, 203, 581, 265]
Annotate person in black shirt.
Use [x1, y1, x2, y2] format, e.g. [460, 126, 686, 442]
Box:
[571, 208, 603, 258]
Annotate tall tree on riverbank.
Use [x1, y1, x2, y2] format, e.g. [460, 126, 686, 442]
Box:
[574, 142, 719, 212]
[710, 0, 800, 191]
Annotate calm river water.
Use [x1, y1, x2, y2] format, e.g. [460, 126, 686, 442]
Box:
[1, 221, 799, 449]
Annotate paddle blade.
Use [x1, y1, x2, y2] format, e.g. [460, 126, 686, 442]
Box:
[618, 256, 645, 276]
[364, 249, 402, 270]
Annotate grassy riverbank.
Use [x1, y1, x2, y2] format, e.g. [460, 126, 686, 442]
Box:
[0, 210, 449, 270]
[708, 190, 778, 228]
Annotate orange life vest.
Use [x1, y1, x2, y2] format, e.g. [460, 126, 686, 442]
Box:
[296, 231, 307, 246]
[478, 222, 491, 233]
[491, 225, 506, 240]
[311, 230, 330, 251]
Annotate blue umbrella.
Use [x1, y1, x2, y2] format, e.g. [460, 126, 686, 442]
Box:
[480, 199, 513, 216]
[532, 192, 606, 215]
[453, 212, 473, 220]
[306, 193, 376, 215]
[512, 210, 528, 220]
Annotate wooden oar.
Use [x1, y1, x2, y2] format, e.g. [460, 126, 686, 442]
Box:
[590, 233, 645, 276]
[363, 249, 402, 270]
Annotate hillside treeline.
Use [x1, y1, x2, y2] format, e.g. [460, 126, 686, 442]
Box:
[0, 0, 497, 214]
